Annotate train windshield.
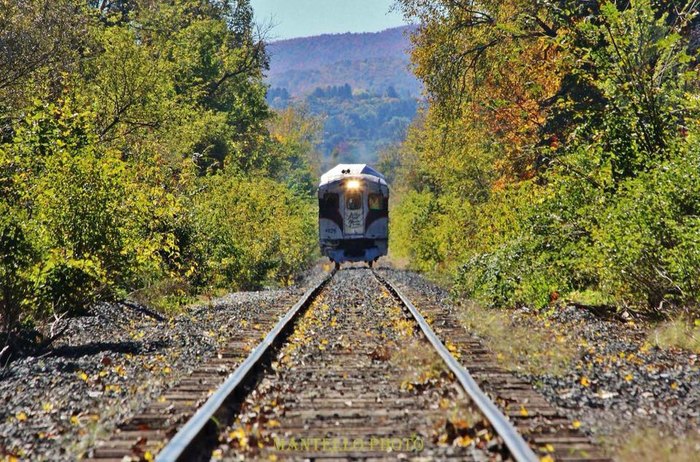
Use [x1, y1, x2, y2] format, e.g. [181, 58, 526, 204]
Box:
[320, 193, 339, 217]
[369, 194, 384, 210]
[346, 191, 362, 210]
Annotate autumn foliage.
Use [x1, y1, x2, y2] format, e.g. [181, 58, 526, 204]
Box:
[0, 1, 319, 341]
[389, 0, 700, 314]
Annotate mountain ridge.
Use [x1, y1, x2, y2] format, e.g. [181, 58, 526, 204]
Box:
[266, 25, 421, 97]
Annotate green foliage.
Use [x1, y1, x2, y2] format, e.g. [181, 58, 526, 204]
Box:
[191, 174, 317, 290]
[1, 101, 179, 323]
[594, 147, 700, 309]
[0, 1, 319, 340]
[393, 0, 700, 315]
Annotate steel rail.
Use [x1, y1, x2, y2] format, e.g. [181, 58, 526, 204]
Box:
[156, 272, 334, 462]
[374, 272, 539, 462]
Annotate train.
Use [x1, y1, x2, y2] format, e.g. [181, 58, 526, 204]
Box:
[318, 164, 389, 268]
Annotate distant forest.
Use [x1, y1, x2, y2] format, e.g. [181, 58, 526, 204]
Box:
[265, 26, 421, 165]
[268, 84, 418, 165]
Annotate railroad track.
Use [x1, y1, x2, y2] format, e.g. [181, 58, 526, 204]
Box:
[88, 268, 609, 462]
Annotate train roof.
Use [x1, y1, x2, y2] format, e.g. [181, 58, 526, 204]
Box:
[319, 164, 387, 186]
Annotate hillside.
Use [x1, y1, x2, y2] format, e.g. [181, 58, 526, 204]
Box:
[266, 25, 421, 97]
[265, 26, 421, 164]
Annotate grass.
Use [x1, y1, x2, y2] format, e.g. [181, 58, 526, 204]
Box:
[567, 289, 615, 307]
[648, 317, 700, 353]
[613, 428, 700, 462]
[456, 300, 579, 376]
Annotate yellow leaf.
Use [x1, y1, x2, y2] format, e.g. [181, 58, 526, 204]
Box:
[70, 415, 80, 425]
[162, 367, 171, 374]
[520, 406, 529, 417]
[671, 382, 678, 390]
[144, 451, 154, 462]
[78, 371, 89, 382]
[580, 376, 590, 387]
[42, 403, 53, 412]
[624, 373, 633, 382]
[268, 419, 280, 428]
[454, 435, 473, 447]
[16, 411, 27, 422]
[545, 443, 555, 452]
[541, 456, 555, 462]
[572, 420, 581, 429]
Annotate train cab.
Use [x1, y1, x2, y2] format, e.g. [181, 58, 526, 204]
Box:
[318, 164, 389, 267]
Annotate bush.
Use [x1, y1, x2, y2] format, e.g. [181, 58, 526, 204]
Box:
[190, 173, 317, 290]
[0, 102, 179, 331]
[595, 146, 700, 311]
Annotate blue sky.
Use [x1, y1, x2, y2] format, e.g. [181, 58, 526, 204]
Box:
[251, 0, 406, 40]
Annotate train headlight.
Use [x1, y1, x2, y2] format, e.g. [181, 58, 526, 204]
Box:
[346, 180, 361, 190]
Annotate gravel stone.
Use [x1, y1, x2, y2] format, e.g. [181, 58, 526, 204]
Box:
[377, 267, 700, 448]
[0, 271, 326, 461]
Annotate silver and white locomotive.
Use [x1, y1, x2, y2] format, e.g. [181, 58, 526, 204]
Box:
[318, 164, 389, 268]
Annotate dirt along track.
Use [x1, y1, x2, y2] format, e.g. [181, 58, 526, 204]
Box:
[215, 267, 498, 461]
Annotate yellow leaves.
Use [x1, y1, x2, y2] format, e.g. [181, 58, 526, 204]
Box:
[78, 371, 89, 382]
[15, 411, 27, 422]
[624, 373, 633, 382]
[240, 319, 248, 328]
[42, 402, 54, 412]
[446, 341, 459, 355]
[162, 366, 172, 374]
[671, 382, 679, 390]
[267, 419, 280, 428]
[400, 380, 415, 392]
[580, 376, 590, 387]
[228, 427, 248, 449]
[143, 451, 154, 462]
[520, 405, 529, 417]
[70, 415, 80, 426]
[113, 365, 126, 377]
[454, 435, 473, 447]
[104, 384, 122, 394]
[540, 455, 555, 462]
[544, 443, 555, 452]
[572, 420, 582, 429]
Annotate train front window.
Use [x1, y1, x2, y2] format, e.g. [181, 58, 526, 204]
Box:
[369, 194, 384, 210]
[320, 193, 339, 218]
[346, 191, 362, 210]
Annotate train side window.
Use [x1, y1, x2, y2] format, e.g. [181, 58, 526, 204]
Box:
[320, 193, 339, 217]
[368, 194, 384, 210]
[346, 191, 362, 210]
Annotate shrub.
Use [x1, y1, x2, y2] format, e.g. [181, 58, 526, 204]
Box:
[190, 173, 316, 290]
[0, 102, 179, 331]
[595, 146, 700, 311]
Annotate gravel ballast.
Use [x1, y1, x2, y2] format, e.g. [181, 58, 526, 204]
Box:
[377, 267, 700, 454]
[0, 274, 325, 461]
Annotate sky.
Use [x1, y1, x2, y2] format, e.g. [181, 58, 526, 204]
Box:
[251, 0, 406, 40]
